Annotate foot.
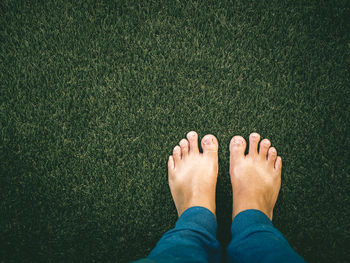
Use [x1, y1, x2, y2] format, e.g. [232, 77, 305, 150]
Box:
[229, 132, 282, 221]
[168, 131, 219, 218]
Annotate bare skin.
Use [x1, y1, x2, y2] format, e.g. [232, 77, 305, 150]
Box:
[229, 132, 282, 220]
[168, 131, 282, 221]
[168, 131, 218, 217]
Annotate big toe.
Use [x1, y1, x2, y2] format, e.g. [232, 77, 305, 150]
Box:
[230, 136, 247, 162]
[201, 134, 218, 157]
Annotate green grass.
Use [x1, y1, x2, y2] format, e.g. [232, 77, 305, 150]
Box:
[1, 0, 349, 262]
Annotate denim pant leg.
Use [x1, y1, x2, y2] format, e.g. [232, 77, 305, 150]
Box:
[226, 209, 306, 263]
[133, 206, 222, 263]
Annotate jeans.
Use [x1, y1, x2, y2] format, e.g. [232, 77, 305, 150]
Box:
[132, 206, 306, 263]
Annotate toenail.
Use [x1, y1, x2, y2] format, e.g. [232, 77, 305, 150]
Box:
[233, 137, 243, 144]
[252, 133, 259, 138]
[188, 132, 195, 139]
[203, 137, 212, 145]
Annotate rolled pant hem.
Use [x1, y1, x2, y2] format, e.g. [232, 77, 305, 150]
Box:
[176, 206, 218, 237]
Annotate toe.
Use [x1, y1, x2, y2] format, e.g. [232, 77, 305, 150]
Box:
[201, 134, 218, 157]
[186, 131, 199, 155]
[229, 135, 247, 161]
[275, 156, 282, 171]
[259, 139, 271, 159]
[248, 132, 260, 157]
[267, 147, 277, 166]
[173, 146, 181, 167]
[179, 139, 189, 158]
[168, 155, 175, 171]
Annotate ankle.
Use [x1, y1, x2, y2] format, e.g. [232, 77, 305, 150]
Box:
[233, 199, 273, 220]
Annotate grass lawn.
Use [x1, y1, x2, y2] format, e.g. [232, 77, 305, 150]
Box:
[1, 0, 349, 262]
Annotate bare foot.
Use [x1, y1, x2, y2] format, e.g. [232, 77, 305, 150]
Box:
[168, 131, 219, 217]
[229, 132, 282, 221]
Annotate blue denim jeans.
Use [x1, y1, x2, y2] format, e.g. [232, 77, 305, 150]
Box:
[133, 206, 305, 263]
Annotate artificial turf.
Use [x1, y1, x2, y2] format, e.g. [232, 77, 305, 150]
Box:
[1, 0, 349, 262]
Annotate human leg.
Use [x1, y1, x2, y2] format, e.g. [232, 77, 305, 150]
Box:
[226, 133, 305, 263]
[133, 131, 221, 263]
